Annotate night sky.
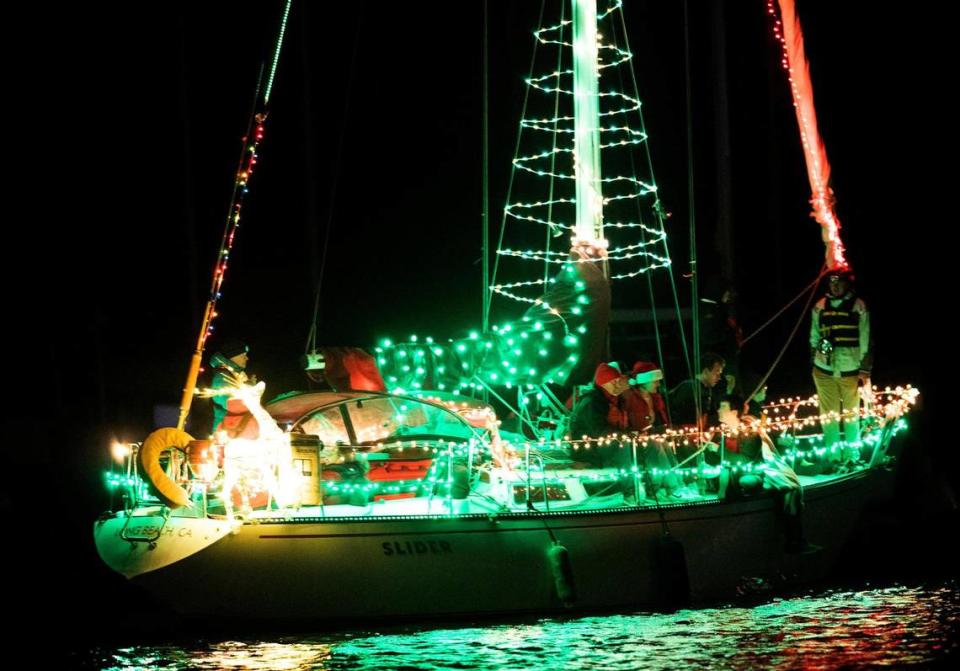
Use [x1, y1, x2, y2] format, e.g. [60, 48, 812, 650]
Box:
[4, 0, 946, 648]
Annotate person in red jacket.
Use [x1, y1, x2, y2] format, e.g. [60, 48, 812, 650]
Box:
[624, 360, 669, 431]
[568, 363, 640, 499]
[624, 361, 687, 499]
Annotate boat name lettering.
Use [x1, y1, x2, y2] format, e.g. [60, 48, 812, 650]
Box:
[382, 539, 453, 557]
[125, 525, 192, 538]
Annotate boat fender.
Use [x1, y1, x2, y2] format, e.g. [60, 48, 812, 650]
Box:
[652, 534, 690, 609]
[547, 542, 576, 607]
[139, 427, 193, 509]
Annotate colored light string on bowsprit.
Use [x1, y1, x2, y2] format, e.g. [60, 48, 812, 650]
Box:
[495, 0, 671, 307]
[204, 119, 267, 344]
[767, 0, 847, 271]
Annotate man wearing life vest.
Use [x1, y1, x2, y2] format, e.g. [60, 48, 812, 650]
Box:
[810, 268, 872, 469]
[210, 339, 256, 438]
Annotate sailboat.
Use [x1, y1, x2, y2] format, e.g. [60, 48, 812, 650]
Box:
[93, 0, 917, 621]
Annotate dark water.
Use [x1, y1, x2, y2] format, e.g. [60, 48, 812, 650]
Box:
[73, 581, 958, 670]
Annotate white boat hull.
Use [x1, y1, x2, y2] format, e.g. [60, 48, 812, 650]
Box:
[94, 471, 886, 620]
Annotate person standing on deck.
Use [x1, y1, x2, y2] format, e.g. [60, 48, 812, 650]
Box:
[810, 268, 872, 470]
[210, 339, 254, 437]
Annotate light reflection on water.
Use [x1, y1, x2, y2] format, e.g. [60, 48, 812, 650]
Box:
[83, 582, 958, 671]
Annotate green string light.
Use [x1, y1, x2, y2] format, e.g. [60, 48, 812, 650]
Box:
[493, 0, 671, 308]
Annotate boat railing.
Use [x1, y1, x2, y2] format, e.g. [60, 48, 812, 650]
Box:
[103, 387, 915, 519]
[522, 451, 552, 512]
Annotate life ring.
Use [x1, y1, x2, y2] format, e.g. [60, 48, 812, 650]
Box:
[139, 427, 194, 508]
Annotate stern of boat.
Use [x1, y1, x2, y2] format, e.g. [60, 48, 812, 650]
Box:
[94, 508, 238, 579]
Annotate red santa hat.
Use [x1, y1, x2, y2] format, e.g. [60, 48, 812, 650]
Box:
[631, 361, 663, 384]
[594, 362, 627, 397]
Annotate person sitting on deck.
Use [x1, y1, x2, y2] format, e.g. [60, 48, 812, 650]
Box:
[720, 410, 817, 554]
[625, 361, 670, 432]
[668, 352, 726, 429]
[623, 361, 683, 498]
[568, 363, 638, 501]
[667, 353, 726, 487]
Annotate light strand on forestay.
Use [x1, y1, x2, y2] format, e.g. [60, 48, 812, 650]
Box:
[768, 0, 848, 270]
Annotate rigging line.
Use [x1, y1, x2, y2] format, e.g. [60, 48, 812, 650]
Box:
[543, 0, 567, 288]
[613, 5, 662, 199]
[483, 0, 490, 333]
[608, 13, 672, 421]
[488, 0, 548, 324]
[608, 17, 661, 326]
[207, 0, 292, 333]
[306, 3, 365, 354]
[741, 270, 825, 347]
[616, 4, 694, 385]
[745, 265, 825, 406]
[209, 65, 265, 313]
[682, 0, 702, 423]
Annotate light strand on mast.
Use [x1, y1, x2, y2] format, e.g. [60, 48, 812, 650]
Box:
[571, 0, 604, 246]
[493, 0, 670, 308]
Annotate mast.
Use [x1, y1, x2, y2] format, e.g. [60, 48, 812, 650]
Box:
[571, 0, 604, 246]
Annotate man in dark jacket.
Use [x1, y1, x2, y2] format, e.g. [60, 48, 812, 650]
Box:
[668, 352, 726, 429]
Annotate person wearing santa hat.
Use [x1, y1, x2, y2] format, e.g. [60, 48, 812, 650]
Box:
[623, 360, 689, 499]
[568, 363, 638, 500]
[569, 363, 630, 443]
[625, 361, 669, 431]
